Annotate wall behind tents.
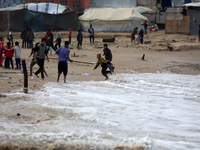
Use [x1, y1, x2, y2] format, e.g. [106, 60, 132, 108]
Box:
[0, 9, 25, 32]
[0, 9, 80, 32]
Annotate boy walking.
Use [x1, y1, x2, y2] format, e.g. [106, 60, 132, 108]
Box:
[56, 41, 73, 83]
[55, 29, 61, 49]
[33, 38, 49, 79]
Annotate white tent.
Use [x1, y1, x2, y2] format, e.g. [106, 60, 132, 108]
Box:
[0, 3, 67, 14]
[79, 8, 148, 31]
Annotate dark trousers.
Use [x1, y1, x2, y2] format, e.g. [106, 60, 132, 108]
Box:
[15, 58, 21, 69]
[55, 38, 61, 49]
[22, 39, 27, 48]
[5, 57, 13, 69]
[101, 65, 111, 78]
[140, 37, 143, 44]
[69, 37, 71, 44]
[9, 39, 13, 46]
[35, 58, 45, 78]
[77, 40, 82, 47]
[144, 27, 147, 34]
[89, 35, 94, 43]
[27, 40, 33, 48]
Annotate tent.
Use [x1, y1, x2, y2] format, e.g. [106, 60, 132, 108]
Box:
[184, 2, 200, 35]
[0, 3, 80, 32]
[79, 8, 148, 31]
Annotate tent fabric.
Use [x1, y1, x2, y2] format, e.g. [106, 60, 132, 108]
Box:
[91, 0, 137, 8]
[44, 11, 80, 31]
[27, 3, 66, 14]
[79, 8, 148, 31]
[24, 10, 44, 32]
[0, 8, 80, 32]
[171, 0, 185, 7]
[184, 2, 200, 7]
[0, 3, 67, 14]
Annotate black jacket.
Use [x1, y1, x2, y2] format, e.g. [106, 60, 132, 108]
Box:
[103, 48, 112, 62]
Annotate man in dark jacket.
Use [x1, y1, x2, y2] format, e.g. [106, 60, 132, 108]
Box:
[26, 28, 34, 48]
[103, 44, 114, 73]
[21, 27, 27, 48]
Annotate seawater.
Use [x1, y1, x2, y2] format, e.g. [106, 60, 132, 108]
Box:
[0, 73, 200, 150]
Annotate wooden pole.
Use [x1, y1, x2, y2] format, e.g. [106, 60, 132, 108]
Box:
[48, 57, 94, 65]
[22, 59, 28, 94]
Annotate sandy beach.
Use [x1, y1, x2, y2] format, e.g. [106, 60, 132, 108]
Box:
[0, 30, 200, 93]
[0, 30, 200, 150]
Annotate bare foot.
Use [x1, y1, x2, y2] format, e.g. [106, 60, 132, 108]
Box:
[28, 74, 32, 76]
[34, 73, 39, 78]
[46, 74, 49, 77]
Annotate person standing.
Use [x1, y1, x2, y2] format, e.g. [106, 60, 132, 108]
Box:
[0, 37, 4, 67]
[21, 27, 27, 48]
[139, 29, 144, 44]
[142, 21, 148, 34]
[131, 27, 138, 42]
[56, 41, 73, 83]
[103, 44, 114, 73]
[26, 28, 34, 48]
[14, 41, 21, 69]
[88, 24, 94, 44]
[68, 28, 72, 44]
[77, 30, 83, 49]
[3, 42, 14, 69]
[46, 36, 53, 55]
[7, 29, 13, 46]
[54, 29, 61, 49]
[93, 53, 112, 80]
[33, 38, 49, 79]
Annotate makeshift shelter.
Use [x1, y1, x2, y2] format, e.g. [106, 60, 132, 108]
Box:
[165, 7, 190, 34]
[79, 8, 148, 31]
[184, 2, 200, 35]
[0, 3, 80, 32]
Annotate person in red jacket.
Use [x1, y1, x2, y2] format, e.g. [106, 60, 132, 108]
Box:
[68, 28, 72, 44]
[0, 37, 4, 67]
[3, 42, 14, 69]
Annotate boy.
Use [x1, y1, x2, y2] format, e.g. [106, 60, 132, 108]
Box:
[3, 42, 14, 69]
[93, 53, 112, 80]
[33, 38, 49, 79]
[103, 44, 114, 73]
[54, 29, 61, 49]
[88, 24, 94, 44]
[46, 35, 53, 55]
[56, 41, 73, 83]
[14, 41, 21, 69]
[29, 42, 48, 77]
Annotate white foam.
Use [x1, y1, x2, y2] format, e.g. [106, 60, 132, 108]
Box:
[1, 73, 200, 149]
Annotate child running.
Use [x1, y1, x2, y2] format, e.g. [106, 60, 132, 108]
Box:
[14, 41, 21, 69]
[93, 53, 113, 80]
[56, 41, 73, 83]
